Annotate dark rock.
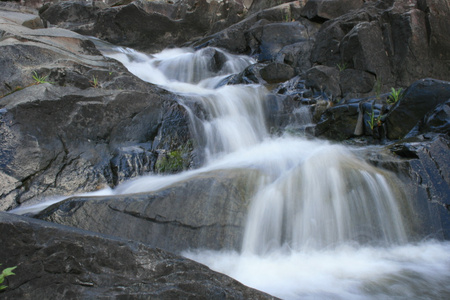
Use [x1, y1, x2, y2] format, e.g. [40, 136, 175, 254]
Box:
[339, 68, 376, 97]
[0, 14, 199, 210]
[419, 99, 450, 134]
[228, 63, 268, 85]
[340, 21, 392, 84]
[0, 212, 277, 299]
[379, 135, 450, 239]
[305, 65, 341, 98]
[39, 0, 248, 53]
[246, 21, 317, 62]
[0, 83, 192, 211]
[192, 1, 309, 54]
[275, 40, 314, 73]
[386, 78, 450, 140]
[35, 168, 260, 253]
[311, 0, 450, 90]
[110, 144, 156, 185]
[259, 62, 295, 84]
[301, 0, 364, 22]
[314, 102, 360, 140]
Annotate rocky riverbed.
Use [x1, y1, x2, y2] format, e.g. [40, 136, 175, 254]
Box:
[1, 0, 449, 299]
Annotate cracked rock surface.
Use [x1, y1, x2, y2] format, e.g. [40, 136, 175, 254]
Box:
[0, 212, 277, 299]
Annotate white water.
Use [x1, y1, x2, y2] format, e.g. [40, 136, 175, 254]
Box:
[13, 46, 450, 299]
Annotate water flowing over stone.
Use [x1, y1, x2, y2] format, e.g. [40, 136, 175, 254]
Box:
[12, 44, 450, 299]
[101, 45, 415, 251]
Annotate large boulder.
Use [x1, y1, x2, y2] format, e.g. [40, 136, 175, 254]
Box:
[314, 78, 450, 141]
[310, 0, 450, 92]
[0, 212, 277, 299]
[386, 78, 450, 140]
[34, 168, 260, 253]
[0, 84, 192, 211]
[0, 12, 194, 211]
[374, 135, 450, 239]
[39, 0, 248, 52]
[301, 0, 364, 21]
[192, 1, 310, 54]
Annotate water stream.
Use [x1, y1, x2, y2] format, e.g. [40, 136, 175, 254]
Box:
[14, 45, 450, 299]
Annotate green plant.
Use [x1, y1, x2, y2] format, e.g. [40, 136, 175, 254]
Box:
[366, 110, 378, 130]
[90, 75, 100, 88]
[0, 264, 16, 291]
[336, 62, 348, 71]
[32, 71, 52, 85]
[387, 87, 403, 105]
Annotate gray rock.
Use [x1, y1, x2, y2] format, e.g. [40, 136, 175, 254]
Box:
[0, 212, 277, 299]
[247, 21, 316, 62]
[259, 62, 295, 84]
[305, 65, 341, 98]
[36, 168, 261, 253]
[193, 1, 309, 54]
[386, 78, 450, 140]
[0, 10, 44, 29]
[377, 135, 450, 239]
[311, 0, 450, 90]
[39, 0, 248, 53]
[301, 0, 364, 21]
[0, 15, 196, 210]
[339, 68, 376, 97]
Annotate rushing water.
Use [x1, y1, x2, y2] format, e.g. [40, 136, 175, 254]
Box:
[14, 45, 450, 299]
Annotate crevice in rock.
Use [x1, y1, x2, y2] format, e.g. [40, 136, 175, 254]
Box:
[109, 205, 239, 231]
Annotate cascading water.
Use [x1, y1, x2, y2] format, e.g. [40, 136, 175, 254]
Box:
[14, 44, 450, 299]
[102, 45, 450, 299]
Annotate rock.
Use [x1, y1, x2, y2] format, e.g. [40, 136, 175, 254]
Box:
[305, 65, 341, 98]
[0, 17, 195, 210]
[35, 168, 260, 253]
[310, 0, 450, 90]
[246, 0, 300, 15]
[339, 68, 376, 97]
[386, 78, 450, 140]
[246, 21, 317, 62]
[378, 135, 450, 239]
[228, 63, 268, 85]
[275, 40, 314, 73]
[419, 99, 450, 134]
[301, 0, 364, 22]
[0, 212, 277, 299]
[110, 144, 156, 185]
[259, 62, 295, 84]
[0, 10, 44, 29]
[193, 1, 309, 54]
[340, 21, 392, 84]
[39, 0, 248, 53]
[0, 83, 192, 210]
[314, 101, 360, 140]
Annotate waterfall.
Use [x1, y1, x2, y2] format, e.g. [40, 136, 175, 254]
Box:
[15, 44, 450, 299]
[104, 45, 413, 250]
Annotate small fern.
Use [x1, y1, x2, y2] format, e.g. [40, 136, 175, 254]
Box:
[0, 264, 17, 291]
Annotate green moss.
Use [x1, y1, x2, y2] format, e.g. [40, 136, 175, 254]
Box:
[155, 141, 193, 174]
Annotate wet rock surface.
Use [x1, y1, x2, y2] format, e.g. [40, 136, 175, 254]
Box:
[0, 9, 195, 210]
[35, 168, 260, 253]
[0, 0, 449, 297]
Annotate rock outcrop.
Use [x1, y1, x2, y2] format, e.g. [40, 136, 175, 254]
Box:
[39, 0, 248, 52]
[0, 212, 277, 299]
[0, 9, 195, 210]
[35, 168, 260, 253]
